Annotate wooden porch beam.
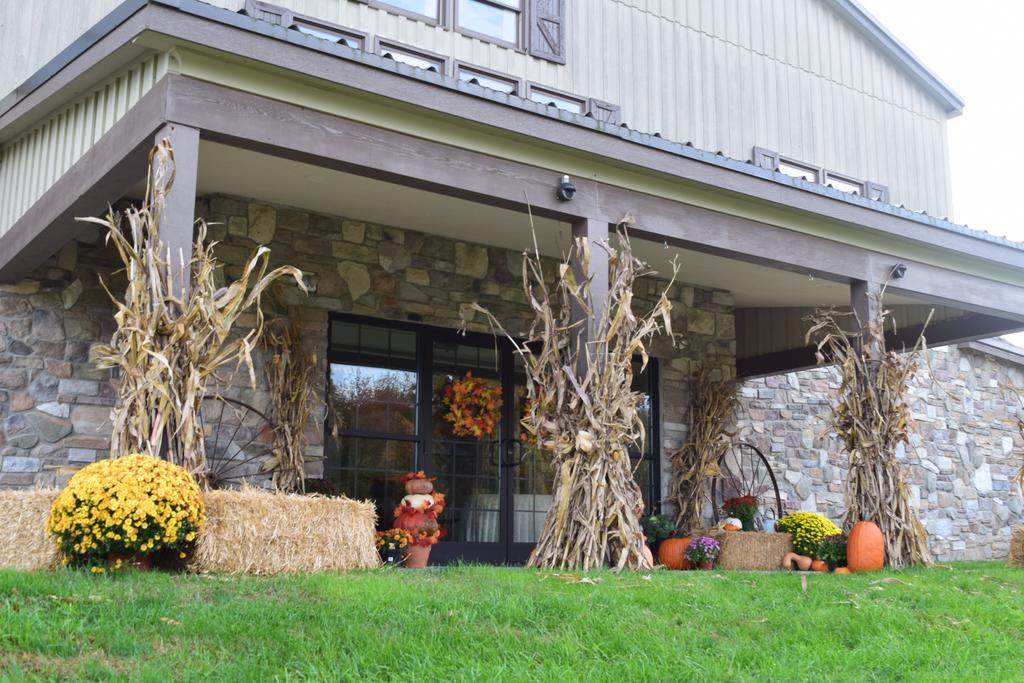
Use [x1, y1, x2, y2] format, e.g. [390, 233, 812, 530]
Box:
[152, 122, 199, 297]
[570, 217, 611, 376]
[159, 76, 1024, 323]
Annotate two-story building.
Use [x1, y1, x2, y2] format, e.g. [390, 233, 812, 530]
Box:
[1, 0, 1022, 563]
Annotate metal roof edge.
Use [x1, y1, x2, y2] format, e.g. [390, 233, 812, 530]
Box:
[825, 0, 965, 116]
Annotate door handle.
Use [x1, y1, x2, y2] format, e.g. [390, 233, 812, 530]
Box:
[502, 440, 526, 468]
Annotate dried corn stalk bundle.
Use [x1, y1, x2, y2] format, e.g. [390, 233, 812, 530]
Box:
[467, 224, 676, 570]
[264, 320, 321, 493]
[670, 369, 737, 532]
[86, 140, 305, 483]
[1015, 394, 1023, 485]
[806, 293, 933, 568]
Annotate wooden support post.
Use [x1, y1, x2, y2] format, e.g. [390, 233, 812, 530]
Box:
[850, 279, 883, 364]
[153, 123, 200, 298]
[570, 217, 610, 376]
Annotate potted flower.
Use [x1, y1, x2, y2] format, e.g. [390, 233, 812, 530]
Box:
[393, 471, 446, 568]
[817, 533, 848, 572]
[721, 495, 759, 531]
[685, 535, 722, 570]
[376, 528, 413, 565]
[641, 514, 675, 558]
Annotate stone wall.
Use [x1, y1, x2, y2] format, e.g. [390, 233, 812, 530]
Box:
[0, 235, 119, 488]
[737, 344, 1024, 561]
[0, 194, 737, 496]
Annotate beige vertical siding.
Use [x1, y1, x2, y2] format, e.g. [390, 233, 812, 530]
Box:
[3, 0, 955, 216]
[0, 54, 169, 237]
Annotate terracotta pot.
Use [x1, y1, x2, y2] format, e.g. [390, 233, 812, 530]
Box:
[405, 479, 433, 495]
[106, 552, 152, 571]
[699, 560, 715, 571]
[403, 544, 431, 569]
[810, 559, 828, 573]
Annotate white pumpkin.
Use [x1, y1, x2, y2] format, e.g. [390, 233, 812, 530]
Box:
[401, 494, 435, 512]
[722, 517, 743, 529]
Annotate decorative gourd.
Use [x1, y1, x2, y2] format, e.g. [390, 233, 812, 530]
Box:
[847, 520, 885, 572]
[723, 517, 743, 529]
[835, 567, 851, 574]
[781, 552, 813, 571]
[810, 559, 828, 573]
[658, 537, 693, 570]
[642, 544, 654, 567]
[722, 523, 740, 532]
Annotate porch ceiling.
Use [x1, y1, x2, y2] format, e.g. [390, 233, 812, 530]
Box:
[186, 141, 875, 309]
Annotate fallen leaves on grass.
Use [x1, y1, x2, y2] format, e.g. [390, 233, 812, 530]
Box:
[159, 617, 181, 626]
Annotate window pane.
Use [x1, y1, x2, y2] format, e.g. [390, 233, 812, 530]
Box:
[294, 23, 361, 49]
[778, 161, 818, 183]
[324, 436, 416, 530]
[378, 0, 438, 19]
[331, 321, 359, 352]
[330, 364, 418, 434]
[382, 48, 441, 71]
[825, 174, 863, 195]
[458, 68, 518, 95]
[458, 0, 518, 43]
[529, 89, 583, 114]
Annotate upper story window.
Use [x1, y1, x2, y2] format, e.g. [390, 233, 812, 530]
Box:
[293, 18, 367, 49]
[378, 40, 447, 73]
[753, 146, 890, 204]
[457, 64, 520, 95]
[370, 0, 440, 22]
[456, 0, 522, 46]
[528, 85, 585, 114]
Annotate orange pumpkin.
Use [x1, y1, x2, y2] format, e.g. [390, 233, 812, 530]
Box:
[847, 520, 885, 572]
[722, 523, 740, 532]
[810, 559, 828, 573]
[658, 537, 692, 570]
[835, 567, 851, 574]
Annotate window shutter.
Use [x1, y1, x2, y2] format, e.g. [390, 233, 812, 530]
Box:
[589, 100, 620, 126]
[752, 147, 779, 172]
[529, 0, 566, 64]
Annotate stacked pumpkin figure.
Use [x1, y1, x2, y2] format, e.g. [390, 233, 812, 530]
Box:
[393, 471, 446, 568]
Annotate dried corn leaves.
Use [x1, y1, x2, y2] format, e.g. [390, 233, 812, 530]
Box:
[468, 225, 676, 570]
[85, 140, 305, 483]
[806, 293, 932, 568]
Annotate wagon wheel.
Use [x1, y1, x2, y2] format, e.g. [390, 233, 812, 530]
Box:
[200, 396, 276, 489]
[709, 442, 783, 524]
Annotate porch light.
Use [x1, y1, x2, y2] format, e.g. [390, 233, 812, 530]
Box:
[556, 175, 577, 201]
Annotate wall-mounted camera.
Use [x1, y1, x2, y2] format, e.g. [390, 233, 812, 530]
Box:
[556, 175, 577, 202]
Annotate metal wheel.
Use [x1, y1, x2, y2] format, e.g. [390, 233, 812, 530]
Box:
[200, 396, 275, 489]
[709, 442, 783, 524]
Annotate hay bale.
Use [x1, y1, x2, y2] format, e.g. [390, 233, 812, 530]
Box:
[0, 489, 60, 571]
[191, 488, 380, 574]
[1010, 527, 1024, 568]
[709, 531, 794, 570]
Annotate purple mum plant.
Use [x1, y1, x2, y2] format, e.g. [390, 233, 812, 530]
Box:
[685, 535, 722, 564]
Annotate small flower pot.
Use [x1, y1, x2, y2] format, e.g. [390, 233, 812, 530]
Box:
[379, 548, 404, 566]
[827, 560, 838, 573]
[699, 560, 715, 571]
[403, 544, 431, 568]
[740, 517, 755, 532]
[107, 552, 152, 571]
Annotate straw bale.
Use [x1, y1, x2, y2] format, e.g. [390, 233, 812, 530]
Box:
[0, 490, 60, 571]
[709, 531, 794, 570]
[190, 488, 380, 574]
[1010, 527, 1024, 568]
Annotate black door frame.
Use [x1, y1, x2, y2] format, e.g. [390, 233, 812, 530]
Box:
[325, 312, 661, 565]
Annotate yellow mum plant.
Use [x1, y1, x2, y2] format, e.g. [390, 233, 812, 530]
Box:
[776, 511, 842, 557]
[47, 454, 205, 568]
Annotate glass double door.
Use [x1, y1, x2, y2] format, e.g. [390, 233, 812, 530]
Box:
[325, 315, 553, 565]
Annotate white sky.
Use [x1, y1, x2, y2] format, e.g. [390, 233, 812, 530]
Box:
[858, 0, 1024, 346]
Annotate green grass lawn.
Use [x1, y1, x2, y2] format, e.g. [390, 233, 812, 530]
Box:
[1, 562, 1021, 682]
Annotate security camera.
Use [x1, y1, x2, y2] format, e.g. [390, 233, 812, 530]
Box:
[891, 263, 908, 279]
[556, 175, 577, 202]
